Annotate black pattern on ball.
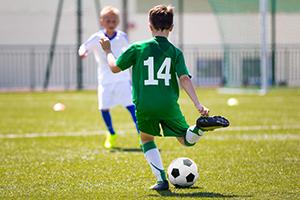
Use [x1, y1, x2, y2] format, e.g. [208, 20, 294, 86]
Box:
[186, 173, 195, 182]
[183, 159, 193, 167]
[171, 168, 180, 178]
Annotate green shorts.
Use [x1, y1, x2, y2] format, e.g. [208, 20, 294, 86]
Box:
[137, 117, 189, 137]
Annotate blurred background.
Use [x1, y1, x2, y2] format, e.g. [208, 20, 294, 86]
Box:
[0, 0, 299, 91]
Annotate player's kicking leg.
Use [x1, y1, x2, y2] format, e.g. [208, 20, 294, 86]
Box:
[196, 116, 229, 131]
[141, 132, 169, 191]
[178, 115, 230, 146]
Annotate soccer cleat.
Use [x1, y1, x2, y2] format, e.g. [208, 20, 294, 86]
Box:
[104, 134, 117, 149]
[196, 116, 230, 131]
[149, 180, 169, 191]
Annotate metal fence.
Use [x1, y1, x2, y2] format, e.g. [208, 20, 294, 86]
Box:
[185, 45, 300, 87]
[0, 45, 97, 90]
[0, 45, 300, 91]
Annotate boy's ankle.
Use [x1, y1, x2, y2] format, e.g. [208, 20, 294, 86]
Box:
[190, 125, 204, 136]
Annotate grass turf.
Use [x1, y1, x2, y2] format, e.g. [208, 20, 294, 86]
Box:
[0, 88, 299, 199]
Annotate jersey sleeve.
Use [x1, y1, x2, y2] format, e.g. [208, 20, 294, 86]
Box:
[119, 31, 129, 45]
[120, 32, 129, 52]
[175, 51, 191, 78]
[78, 33, 100, 56]
[116, 44, 137, 71]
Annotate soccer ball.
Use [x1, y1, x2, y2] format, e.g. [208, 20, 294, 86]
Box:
[52, 102, 65, 112]
[227, 97, 239, 106]
[167, 157, 199, 188]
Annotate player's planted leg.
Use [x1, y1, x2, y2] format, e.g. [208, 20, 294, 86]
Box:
[141, 132, 169, 191]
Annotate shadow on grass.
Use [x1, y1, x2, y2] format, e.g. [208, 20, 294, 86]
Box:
[150, 189, 251, 198]
[108, 147, 162, 153]
[109, 147, 142, 153]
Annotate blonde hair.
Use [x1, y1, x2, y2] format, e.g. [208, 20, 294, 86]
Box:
[100, 6, 120, 18]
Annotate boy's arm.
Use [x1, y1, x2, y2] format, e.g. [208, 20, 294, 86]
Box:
[179, 75, 209, 116]
[78, 34, 99, 59]
[99, 37, 121, 73]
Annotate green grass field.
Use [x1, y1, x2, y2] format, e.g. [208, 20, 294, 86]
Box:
[0, 88, 299, 200]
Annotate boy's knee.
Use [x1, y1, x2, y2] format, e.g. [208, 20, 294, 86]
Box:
[140, 132, 154, 144]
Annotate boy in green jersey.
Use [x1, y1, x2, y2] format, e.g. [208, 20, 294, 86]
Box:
[100, 5, 229, 190]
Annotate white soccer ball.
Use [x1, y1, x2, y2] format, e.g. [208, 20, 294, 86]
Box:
[227, 97, 239, 106]
[167, 157, 199, 188]
[52, 102, 65, 112]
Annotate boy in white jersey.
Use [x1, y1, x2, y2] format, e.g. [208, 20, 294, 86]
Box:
[78, 6, 139, 149]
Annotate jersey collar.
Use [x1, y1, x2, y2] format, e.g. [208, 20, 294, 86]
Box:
[104, 31, 117, 41]
[154, 36, 169, 42]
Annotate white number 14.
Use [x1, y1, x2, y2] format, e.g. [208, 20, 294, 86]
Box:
[144, 57, 171, 86]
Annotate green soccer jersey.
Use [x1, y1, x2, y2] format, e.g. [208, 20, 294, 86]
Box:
[116, 36, 190, 120]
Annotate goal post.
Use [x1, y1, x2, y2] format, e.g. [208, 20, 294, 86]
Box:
[208, 0, 270, 94]
[260, 0, 268, 95]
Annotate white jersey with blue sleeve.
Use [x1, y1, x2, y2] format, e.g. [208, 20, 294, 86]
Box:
[79, 30, 131, 85]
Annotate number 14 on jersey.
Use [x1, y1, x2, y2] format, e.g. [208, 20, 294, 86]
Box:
[144, 57, 171, 86]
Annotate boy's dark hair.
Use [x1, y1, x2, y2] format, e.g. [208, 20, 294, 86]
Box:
[149, 5, 174, 31]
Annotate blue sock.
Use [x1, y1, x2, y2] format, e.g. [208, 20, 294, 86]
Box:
[126, 105, 139, 133]
[100, 110, 115, 135]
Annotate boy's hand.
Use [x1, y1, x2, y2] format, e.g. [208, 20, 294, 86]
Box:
[79, 51, 88, 59]
[99, 37, 112, 53]
[195, 103, 209, 116]
[78, 47, 88, 59]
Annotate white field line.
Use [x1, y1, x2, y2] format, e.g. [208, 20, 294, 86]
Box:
[219, 124, 300, 131]
[0, 130, 124, 139]
[205, 134, 300, 141]
[0, 125, 299, 140]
